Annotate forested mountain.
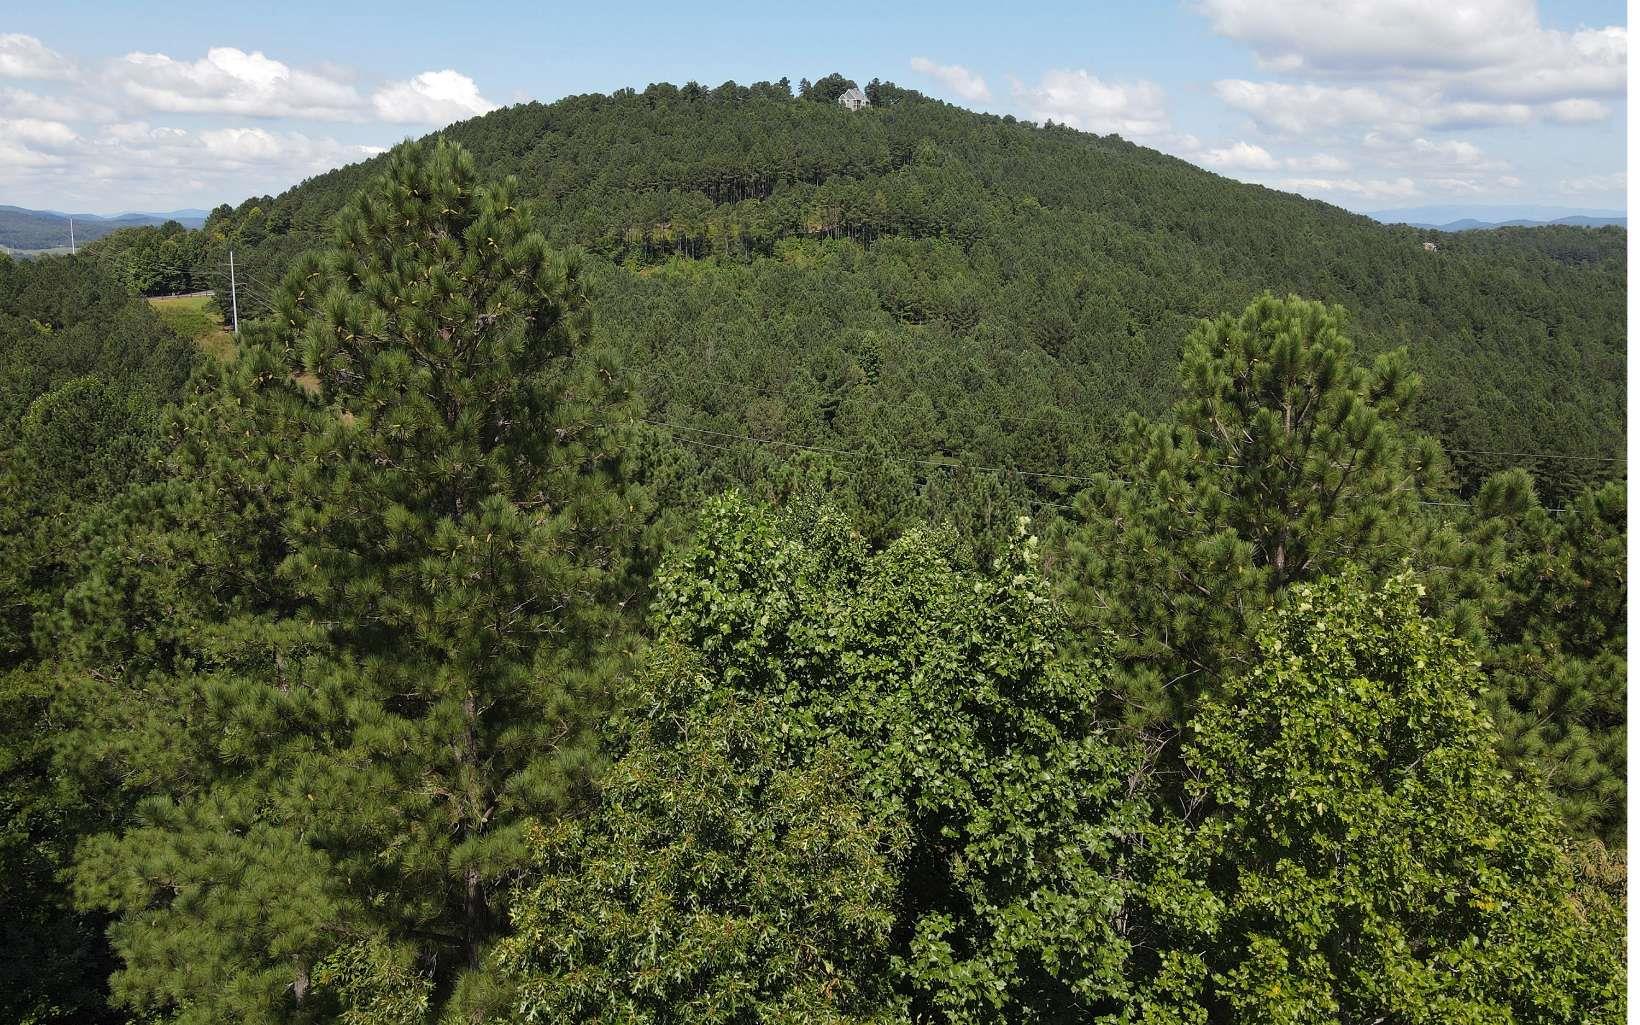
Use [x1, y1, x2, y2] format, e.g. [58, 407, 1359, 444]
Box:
[0, 206, 206, 252]
[1418, 215, 1626, 231]
[2, 81, 1627, 1024]
[183, 80, 1625, 507]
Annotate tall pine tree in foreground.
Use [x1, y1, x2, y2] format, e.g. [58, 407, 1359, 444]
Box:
[75, 139, 646, 1023]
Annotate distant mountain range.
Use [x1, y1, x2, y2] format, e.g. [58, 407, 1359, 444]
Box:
[0, 205, 209, 252]
[1369, 204, 1625, 232]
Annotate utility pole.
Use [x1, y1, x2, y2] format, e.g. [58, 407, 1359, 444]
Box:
[228, 248, 240, 335]
[68, 216, 75, 255]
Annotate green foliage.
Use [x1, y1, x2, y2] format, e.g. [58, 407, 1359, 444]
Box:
[0, 666, 118, 1025]
[644, 497, 1147, 1022]
[81, 220, 208, 296]
[1471, 474, 1626, 842]
[66, 138, 648, 1024]
[804, 72, 859, 103]
[312, 938, 433, 1025]
[499, 652, 903, 1024]
[0, 253, 196, 448]
[1060, 294, 1444, 719]
[196, 82, 1624, 513]
[1132, 571, 1625, 1023]
[0, 253, 198, 1025]
[0, 82, 1625, 1025]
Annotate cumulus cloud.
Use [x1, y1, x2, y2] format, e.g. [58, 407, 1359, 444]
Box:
[0, 34, 75, 80]
[1197, 0, 1625, 101]
[1277, 175, 1420, 200]
[1212, 78, 1555, 136]
[0, 117, 77, 149]
[108, 46, 363, 119]
[1559, 171, 1625, 195]
[1420, 99, 1534, 130]
[371, 70, 495, 124]
[1200, 0, 1536, 71]
[102, 46, 499, 126]
[909, 57, 992, 102]
[0, 118, 76, 170]
[1544, 98, 1609, 124]
[0, 36, 508, 208]
[0, 117, 379, 209]
[1284, 152, 1350, 172]
[1012, 69, 1171, 137]
[0, 86, 112, 122]
[1362, 132, 1501, 170]
[1201, 140, 1279, 170]
[1197, 0, 1622, 209]
[1214, 79, 1398, 135]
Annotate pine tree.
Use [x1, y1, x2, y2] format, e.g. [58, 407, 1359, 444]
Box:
[1472, 475, 1626, 842]
[1058, 294, 1446, 722]
[73, 139, 647, 1023]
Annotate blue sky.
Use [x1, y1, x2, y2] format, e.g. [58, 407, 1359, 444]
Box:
[0, 0, 1626, 214]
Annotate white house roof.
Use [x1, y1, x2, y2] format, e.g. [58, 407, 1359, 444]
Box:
[839, 87, 868, 103]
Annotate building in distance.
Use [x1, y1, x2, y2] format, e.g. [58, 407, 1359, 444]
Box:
[838, 86, 869, 111]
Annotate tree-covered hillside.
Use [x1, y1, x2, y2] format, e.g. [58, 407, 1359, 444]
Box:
[4, 85, 1625, 1024]
[187, 79, 1624, 507]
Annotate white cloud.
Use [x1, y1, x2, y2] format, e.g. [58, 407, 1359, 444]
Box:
[0, 117, 77, 149]
[1201, 140, 1279, 170]
[1363, 133, 1500, 170]
[1423, 176, 1491, 193]
[1214, 79, 1397, 135]
[371, 70, 495, 124]
[1544, 98, 1609, 124]
[0, 37, 507, 208]
[909, 56, 992, 102]
[1197, 0, 1622, 211]
[101, 45, 497, 126]
[1559, 171, 1625, 195]
[1214, 77, 1595, 136]
[1012, 69, 1171, 137]
[1284, 152, 1349, 172]
[108, 46, 364, 119]
[1278, 175, 1421, 200]
[1199, 0, 1536, 71]
[0, 118, 379, 210]
[1421, 100, 1533, 129]
[0, 119, 68, 171]
[1197, 0, 1625, 101]
[1464, 25, 1626, 102]
[0, 34, 75, 80]
[0, 86, 111, 121]
[0, 140, 62, 169]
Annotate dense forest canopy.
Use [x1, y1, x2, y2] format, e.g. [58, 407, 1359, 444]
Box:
[1, 77, 1627, 1024]
[93, 78, 1625, 506]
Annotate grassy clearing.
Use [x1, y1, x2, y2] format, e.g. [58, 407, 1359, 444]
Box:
[150, 293, 236, 362]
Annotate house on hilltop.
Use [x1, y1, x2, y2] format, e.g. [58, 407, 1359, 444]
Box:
[838, 87, 869, 111]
